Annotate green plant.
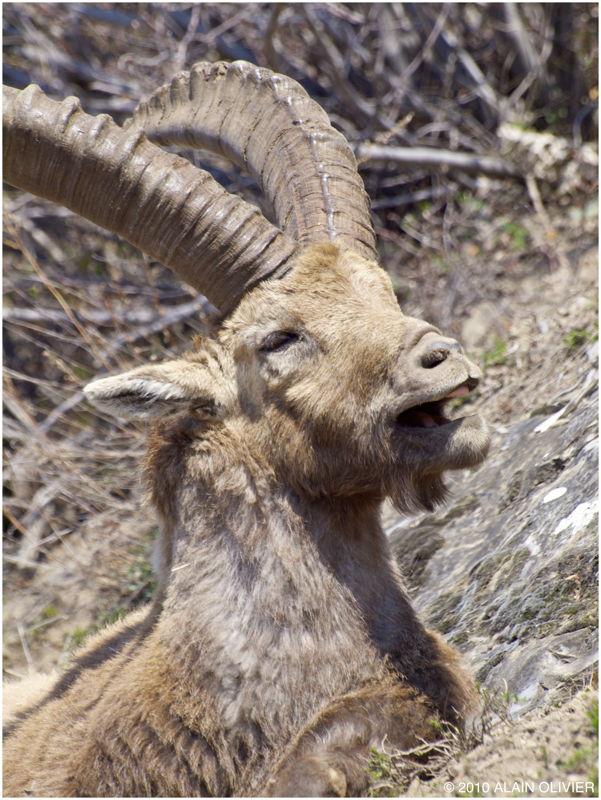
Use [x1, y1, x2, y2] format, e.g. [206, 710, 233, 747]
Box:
[554, 696, 599, 795]
[501, 220, 530, 251]
[456, 191, 485, 213]
[125, 540, 157, 605]
[545, 106, 569, 126]
[469, 681, 518, 745]
[432, 255, 454, 275]
[97, 606, 126, 627]
[482, 338, 508, 370]
[366, 727, 460, 796]
[67, 625, 90, 651]
[366, 747, 393, 789]
[563, 324, 598, 349]
[586, 697, 599, 733]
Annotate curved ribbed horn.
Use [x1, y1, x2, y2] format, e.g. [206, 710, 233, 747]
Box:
[128, 61, 377, 261]
[3, 84, 297, 314]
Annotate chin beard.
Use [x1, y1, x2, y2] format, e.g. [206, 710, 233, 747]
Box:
[387, 470, 449, 516]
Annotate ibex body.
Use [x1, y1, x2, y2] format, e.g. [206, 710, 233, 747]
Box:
[3, 62, 489, 797]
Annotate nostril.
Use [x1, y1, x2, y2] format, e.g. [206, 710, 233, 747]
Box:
[420, 339, 462, 369]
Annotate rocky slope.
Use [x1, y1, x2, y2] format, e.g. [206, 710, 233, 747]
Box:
[386, 235, 598, 795]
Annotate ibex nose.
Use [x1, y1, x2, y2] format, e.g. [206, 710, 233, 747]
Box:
[418, 337, 463, 369]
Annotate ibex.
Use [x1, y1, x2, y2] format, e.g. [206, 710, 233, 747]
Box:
[3, 61, 490, 797]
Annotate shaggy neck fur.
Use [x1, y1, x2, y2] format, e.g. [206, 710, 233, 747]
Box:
[4, 413, 474, 798]
[144, 416, 466, 794]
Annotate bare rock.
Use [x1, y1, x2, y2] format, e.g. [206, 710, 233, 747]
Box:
[389, 377, 598, 713]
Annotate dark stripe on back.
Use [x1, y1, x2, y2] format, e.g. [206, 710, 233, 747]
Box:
[3, 610, 154, 740]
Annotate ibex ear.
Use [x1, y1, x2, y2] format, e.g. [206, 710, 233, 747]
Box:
[84, 357, 231, 421]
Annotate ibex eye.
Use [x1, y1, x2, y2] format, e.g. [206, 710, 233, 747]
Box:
[260, 331, 299, 352]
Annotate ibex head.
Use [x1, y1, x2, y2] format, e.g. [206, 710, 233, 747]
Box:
[4, 61, 489, 514]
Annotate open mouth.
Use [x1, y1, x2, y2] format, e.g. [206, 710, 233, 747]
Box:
[396, 379, 478, 429]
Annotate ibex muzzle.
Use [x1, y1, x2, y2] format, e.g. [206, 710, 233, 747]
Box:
[3, 61, 489, 797]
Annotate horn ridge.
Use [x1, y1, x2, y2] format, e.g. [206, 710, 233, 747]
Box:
[128, 60, 378, 261]
[3, 84, 297, 314]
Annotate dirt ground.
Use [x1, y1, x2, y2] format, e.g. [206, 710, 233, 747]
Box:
[407, 687, 598, 798]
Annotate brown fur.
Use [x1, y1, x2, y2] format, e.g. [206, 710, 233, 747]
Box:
[4, 246, 489, 796]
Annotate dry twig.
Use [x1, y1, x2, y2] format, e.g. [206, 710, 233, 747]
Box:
[356, 142, 522, 181]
